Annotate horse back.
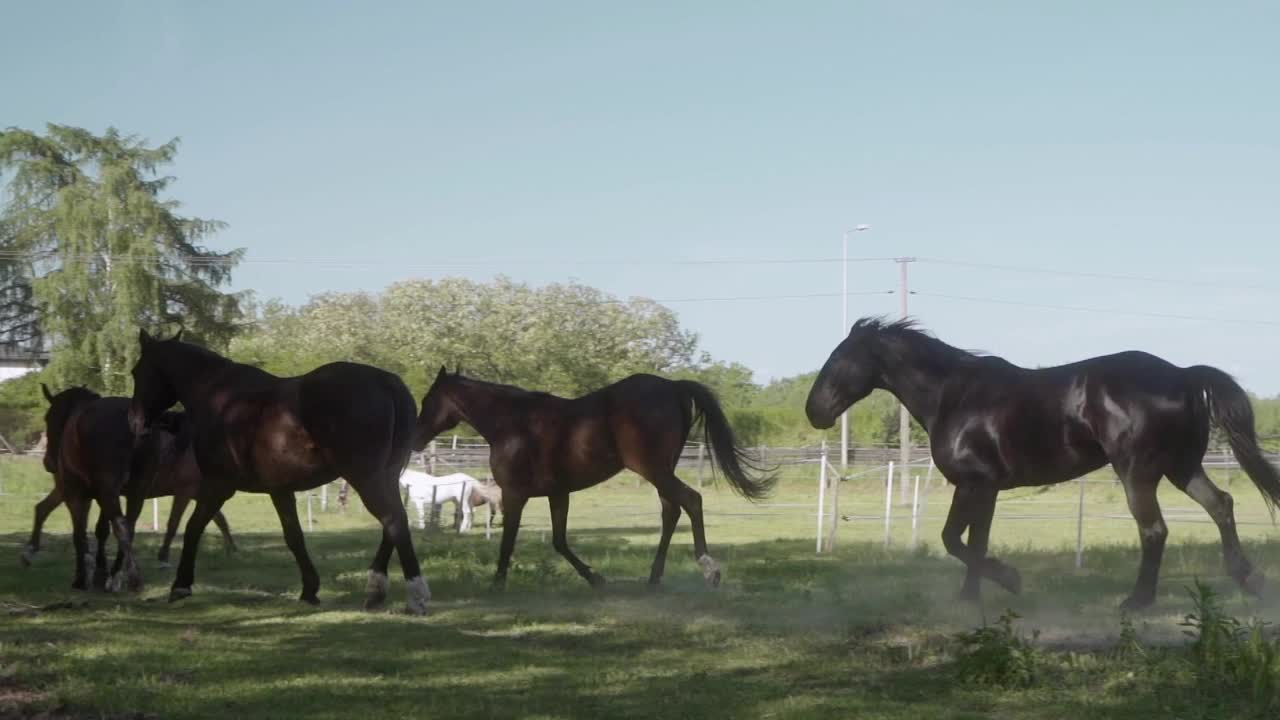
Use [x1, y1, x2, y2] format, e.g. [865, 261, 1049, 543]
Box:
[60, 397, 133, 484]
[933, 351, 1204, 487]
[207, 361, 413, 491]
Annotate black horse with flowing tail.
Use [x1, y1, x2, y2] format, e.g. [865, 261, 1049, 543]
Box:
[23, 401, 236, 571]
[806, 317, 1280, 610]
[128, 329, 428, 614]
[414, 368, 775, 590]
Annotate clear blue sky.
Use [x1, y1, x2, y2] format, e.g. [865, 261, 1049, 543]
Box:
[5, 1, 1280, 392]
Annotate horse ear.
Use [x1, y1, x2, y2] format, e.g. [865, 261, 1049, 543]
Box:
[436, 365, 448, 380]
[139, 328, 153, 346]
[172, 328, 184, 342]
[41, 383, 54, 403]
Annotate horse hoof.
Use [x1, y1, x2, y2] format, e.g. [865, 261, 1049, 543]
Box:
[105, 573, 123, 594]
[697, 555, 722, 589]
[956, 586, 981, 605]
[127, 569, 144, 593]
[364, 570, 389, 610]
[169, 587, 193, 603]
[405, 576, 431, 616]
[300, 593, 321, 606]
[71, 579, 87, 592]
[92, 570, 109, 592]
[157, 561, 171, 570]
[1119, 593, 1155, 612]
[587, 573, 607, 589]
[19, 545, 37, 568]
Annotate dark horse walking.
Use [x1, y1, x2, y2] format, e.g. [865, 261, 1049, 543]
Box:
[39, 386, 143, 592]
[127, 329, 428, 614]
[413, 368, 775, 589]
[806, 317, 1280, 610]
[22, 398, 236, 571]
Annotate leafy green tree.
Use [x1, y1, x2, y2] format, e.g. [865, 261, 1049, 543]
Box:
[0, 372, 44, 447]
[0, 124, 243, 393]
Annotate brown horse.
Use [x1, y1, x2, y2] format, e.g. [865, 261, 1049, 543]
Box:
[127, 329, 428, 614]
[39, 386, 142, 592]
[22, 403, 236, 572]
[413, 368, 775, 590]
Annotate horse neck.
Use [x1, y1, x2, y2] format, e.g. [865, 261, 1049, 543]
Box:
[162, 345, 234, 414]
[874, 335, 970, 432]
[450, 380, 523, 442]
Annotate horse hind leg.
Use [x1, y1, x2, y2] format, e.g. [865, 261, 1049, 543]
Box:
[212, 510, 237, 555]
[159, 494, 192, 567]
[651, 474, 719, 587]
[1170, 465, 1263, 595]
[1116, 463, 1168, 610]
[22, 488, 63, 567]
[354, 472, 430, 616]
[648, 495, 682, 586]
[92, 511, 111, 591]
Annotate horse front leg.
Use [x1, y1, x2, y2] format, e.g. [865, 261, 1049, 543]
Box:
[170, 492, 231, 603]
[942, 483, 1020, 603]
[269, 491, 321, 605]
[492, 493, 528, 590]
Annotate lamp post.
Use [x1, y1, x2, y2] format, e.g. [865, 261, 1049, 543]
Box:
[841, 224, 871, 469]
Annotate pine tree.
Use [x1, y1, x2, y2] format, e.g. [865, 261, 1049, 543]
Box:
[0, 124, 243, 393]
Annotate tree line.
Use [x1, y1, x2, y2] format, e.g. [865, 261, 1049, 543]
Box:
[3, 124, 1279, 451]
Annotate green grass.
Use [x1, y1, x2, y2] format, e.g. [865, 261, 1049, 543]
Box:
[2, 456, 1279, 718]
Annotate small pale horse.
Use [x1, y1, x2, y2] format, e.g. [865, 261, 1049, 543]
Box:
[400, 470, 498, 535]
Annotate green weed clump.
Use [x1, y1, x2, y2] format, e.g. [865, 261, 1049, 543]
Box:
[952, 609, 1041, 688]
[1179, 580, 1280, 708]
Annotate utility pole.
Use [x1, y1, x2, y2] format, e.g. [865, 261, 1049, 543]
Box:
[840, 225, 871, 469]
[897, 257, 916, 502]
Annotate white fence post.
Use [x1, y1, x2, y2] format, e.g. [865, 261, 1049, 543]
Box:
[910, 474, 921, 549]
[152, 498, 160, 532]
[884, 461, 895, 548]
[696, 442, 706, 489]
[1075, 478, 1086, 569]
[826, 458, 840, 552]
[306, 492, 314, 532]
[321, 483, 328, 512]
[816, 441, 828, 553]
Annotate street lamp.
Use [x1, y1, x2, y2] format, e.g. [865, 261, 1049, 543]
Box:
[841, 224, 871, 469]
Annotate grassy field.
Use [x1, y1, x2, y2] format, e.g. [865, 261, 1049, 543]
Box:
[2, 455, 1279, 719]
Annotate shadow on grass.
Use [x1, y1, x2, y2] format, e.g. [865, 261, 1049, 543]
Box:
[2, 529, 1278, 719]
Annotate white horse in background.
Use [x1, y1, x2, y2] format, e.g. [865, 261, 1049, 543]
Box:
[399, 469, 500, 534]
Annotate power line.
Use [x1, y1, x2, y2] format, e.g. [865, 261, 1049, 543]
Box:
[916, 257, 1280, 293]
[0, 250, 898, 269]
[910, 290, 1280, 327]
[630, 289, 894, 305]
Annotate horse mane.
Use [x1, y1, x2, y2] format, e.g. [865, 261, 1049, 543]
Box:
[452, 374, 559, 402]
[58, 386, 102, 406]
[852, 316, 986, 369]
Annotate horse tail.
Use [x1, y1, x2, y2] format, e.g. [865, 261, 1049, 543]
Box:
[1188, 365, 1280, 519]
[675, 380, 777, 501]
[382, 372, 418, 479]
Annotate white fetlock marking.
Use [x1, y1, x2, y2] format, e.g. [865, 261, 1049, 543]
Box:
[366, 570, 390, 596]
[106, 572, 123, 593]
[697, 554, 721, 579]
[405, 576, 431, 616]
[21, 545, 37, 564]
